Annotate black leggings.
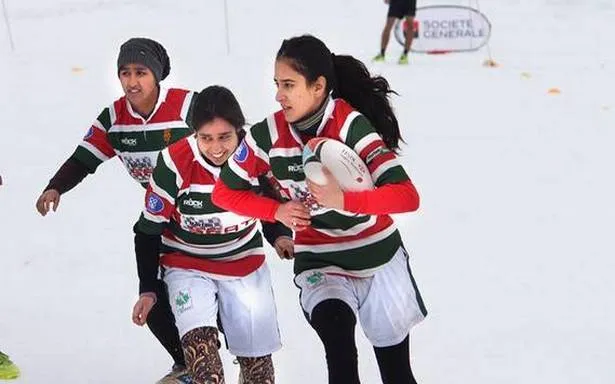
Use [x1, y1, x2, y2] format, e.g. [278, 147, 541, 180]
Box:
[308, 299, 417, 384]
[147, 281, 185, 366]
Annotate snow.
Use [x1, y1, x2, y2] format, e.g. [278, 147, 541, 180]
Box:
[1, 0, 614, 382]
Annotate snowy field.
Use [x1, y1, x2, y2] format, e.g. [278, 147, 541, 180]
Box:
[1, 0, 614, 382]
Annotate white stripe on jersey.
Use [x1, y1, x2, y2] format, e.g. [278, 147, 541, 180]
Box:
[353, 132, 382, 155]
[245, 131, 269, 163]
[109, 120, 189, 133]
[266, 115, 279, 146]
[227, 159, 259, 186]
[269, 147, 303, 158]
[315, 97, 337, 136]
[338, 111, 361, 143]
[108, 103, 117, 126]
[180, 91, 195, 121]
[161, 149, 184, 190]
[186, 184, 214, 194]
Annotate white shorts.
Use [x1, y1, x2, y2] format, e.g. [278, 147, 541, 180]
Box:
[295, 247, 427, 348]
[164, 262, 282, 357]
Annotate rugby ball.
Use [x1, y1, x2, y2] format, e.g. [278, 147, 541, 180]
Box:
[302, 137, 374, 191]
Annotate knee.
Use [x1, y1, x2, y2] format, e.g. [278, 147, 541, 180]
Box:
[181, 327, 224, 383]
[310, 299, 356, 339]
[237, 355, 274, 384]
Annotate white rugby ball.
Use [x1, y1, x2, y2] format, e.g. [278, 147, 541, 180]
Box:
[302, 137, 374, 191]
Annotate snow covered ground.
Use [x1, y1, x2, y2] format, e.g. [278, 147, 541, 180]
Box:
[1, 0, 614, 382]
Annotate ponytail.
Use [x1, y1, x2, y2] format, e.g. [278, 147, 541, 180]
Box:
[331, 55, 402, 152]
[277, 35, 403, 152]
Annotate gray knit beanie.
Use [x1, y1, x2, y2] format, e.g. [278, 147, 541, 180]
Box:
[117, 37, 170, 82]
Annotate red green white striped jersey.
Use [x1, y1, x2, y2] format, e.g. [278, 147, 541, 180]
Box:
[72, 88, 196, 187]
[220, 98, 409, 276]
[137, 135, 265, 278]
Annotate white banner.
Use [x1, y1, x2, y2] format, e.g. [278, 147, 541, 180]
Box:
[395, 5, 492, 54]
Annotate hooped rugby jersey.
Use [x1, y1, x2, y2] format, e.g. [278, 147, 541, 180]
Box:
[217, 98, 419, 276]
[72, 88, 196, 187]
[137, 136, 265, 278]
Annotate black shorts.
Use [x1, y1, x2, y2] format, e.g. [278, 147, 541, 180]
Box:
[388, 0, 417, 18]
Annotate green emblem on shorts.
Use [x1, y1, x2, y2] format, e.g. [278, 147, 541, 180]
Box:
[175, 290, 193, 313]
[306, 271, 325, 287]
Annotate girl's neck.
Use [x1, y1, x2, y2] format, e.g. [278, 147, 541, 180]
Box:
[131, 87, 160, 119]
[291, 96, 329, 134]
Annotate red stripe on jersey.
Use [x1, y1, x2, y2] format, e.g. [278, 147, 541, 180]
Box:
[165, 138, 209, 187]
[154, 89, 191, 121]
[113, 88, 191, 125]
[274, 110, 303, 147]
[297, 215, 394, 245]
[161, 252, 265, 277]
[315, 99, 355, 139]
[86, 126, 115, 158]
[367, 151, 396, 175]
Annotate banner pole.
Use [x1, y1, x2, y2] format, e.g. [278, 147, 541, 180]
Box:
[473, 0, 497, 66]
[223, 0, 230, 55]
[1, 0, 15, 51]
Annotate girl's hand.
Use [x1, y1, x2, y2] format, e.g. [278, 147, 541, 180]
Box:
[307, 168, 344, 210]
[132, 294, 156, 326]
[274, 236, 295, 259]
[274, 201, 311, 231]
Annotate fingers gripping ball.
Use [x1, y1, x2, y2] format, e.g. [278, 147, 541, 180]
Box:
[302, 138, 374, 191]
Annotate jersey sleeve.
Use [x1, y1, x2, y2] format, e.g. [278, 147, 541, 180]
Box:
[213, 121, 281, 221]
[343, 114, 409, 186]
[71, 107, 117, 173]
[341, 114, 420, 215]
[136, 150, 179, 235]
[181, 90, 198, 130]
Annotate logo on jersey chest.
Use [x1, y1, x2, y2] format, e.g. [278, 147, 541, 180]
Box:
[182, 198, 204, 209]
[121, 137, 138, 146]
[287, 163, 304, 173]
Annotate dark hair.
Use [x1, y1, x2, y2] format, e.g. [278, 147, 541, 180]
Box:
[276, 35, 403, 151]
[191, 85, 246, 134]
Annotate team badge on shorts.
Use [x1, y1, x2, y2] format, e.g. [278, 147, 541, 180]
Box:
[306, 271, 325, 287]
[174, 290, 193, 314]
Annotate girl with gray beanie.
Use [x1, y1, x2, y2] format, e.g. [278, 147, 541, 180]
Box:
[35, 37, 196, 383]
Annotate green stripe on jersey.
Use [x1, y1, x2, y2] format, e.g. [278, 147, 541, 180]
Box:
[344, 114, 374, 149]
[270, 155, 305, 182]
[107, 128, 192, 153]
[72, 147, 103, 172]
[293, 230, 402, 274]
[250, 119, 273, 152]
[152, 153, 179, 197]
[160, 231, 263, 260]
[374, 165, 409, 186]
[220, 165, 252, 190]
[97, 108, 112, 130]
[138, 213, 165, 235]
[311, 211, 371, 230]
